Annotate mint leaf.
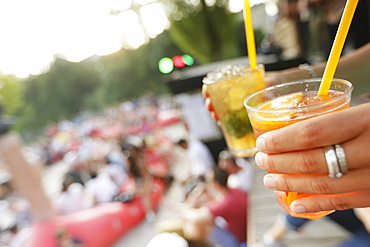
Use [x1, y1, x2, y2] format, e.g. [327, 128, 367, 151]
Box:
[222, 108, 252, 138]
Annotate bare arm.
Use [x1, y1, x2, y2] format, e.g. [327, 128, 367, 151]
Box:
[162, 196, 214, 240]
[266, 43, 370, 95]
[181, 206, 214, 240]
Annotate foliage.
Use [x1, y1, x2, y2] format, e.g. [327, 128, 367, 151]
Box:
[14, 32, 182, 134]
[0, 74, 25, 116]
[87, 31, 182, 109]
[16, 58, 101, 132]
[162, 0, 242, 64]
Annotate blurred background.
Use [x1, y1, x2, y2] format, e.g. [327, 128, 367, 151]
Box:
[1, 0, 370, 246]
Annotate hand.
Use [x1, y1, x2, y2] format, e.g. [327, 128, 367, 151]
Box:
[263, 71, 286, 86]
[254, 103, 370, 213]
[202, 84, 220, 124]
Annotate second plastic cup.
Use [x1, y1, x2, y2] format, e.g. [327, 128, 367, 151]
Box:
[203, 64, 265, 158]
[244, 78, 353, 219]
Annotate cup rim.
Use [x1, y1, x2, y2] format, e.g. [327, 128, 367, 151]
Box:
[203, 64, 264, 84]
[244, 78, 353, 114]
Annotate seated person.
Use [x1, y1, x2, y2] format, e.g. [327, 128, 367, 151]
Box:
[218, 149, 254, 193]
[164, 166, 248, 247]
[55, 228, 85, 247]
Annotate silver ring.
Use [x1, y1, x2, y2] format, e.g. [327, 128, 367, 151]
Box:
[323, 145, 343, 178]
[334, 144, 348, 174]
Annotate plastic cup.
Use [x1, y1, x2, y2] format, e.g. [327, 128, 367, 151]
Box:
[203, 64, 265, 158]
[244, 78, 353, 219]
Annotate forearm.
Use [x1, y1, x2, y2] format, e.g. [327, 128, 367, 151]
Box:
[181, 207, 214, 240]
[331, 44, 370, 95]
[272, 43, 370, 95]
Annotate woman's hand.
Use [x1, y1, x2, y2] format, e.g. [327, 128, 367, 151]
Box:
[202, 84, 219, 124]
[254, 103, 370, 213]
[263, 71, 287, 86]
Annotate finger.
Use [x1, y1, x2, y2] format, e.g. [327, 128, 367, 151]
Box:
[263, 168, 370, 194]
[256, 104, 370, 154]
[256, 127, 370, 174]
[202, 84, 209, 98]
[342, 130, 370, 172]
[205, 98, 219, 122]
[205, 97, 213, 112]
[255, 149, 327, 174]
[290, 190, 370, 213]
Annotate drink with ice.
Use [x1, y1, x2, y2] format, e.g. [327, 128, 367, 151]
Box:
[203, 64, 265, 157]
[244, 78, 353, 219]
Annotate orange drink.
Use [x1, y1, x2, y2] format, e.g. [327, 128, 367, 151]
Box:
[244, 78, 353, 219]
[203, 64, 265, 158]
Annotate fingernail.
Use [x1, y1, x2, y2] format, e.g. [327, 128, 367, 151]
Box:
[256, 135, 266, 152]
[264, 175, 277, 189]
[291, 204, 307, 214]
[254, 152, 265, 169]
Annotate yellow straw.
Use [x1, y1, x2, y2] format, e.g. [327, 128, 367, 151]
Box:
[318, 0, 359, 96]
[244, 0, 257, 70]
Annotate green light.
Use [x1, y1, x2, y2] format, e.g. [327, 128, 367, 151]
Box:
[158, 57, 174, 74]
[182, 54, 194, 66]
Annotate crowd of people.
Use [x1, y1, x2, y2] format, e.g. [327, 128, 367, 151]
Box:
[0, 94, 182, 246]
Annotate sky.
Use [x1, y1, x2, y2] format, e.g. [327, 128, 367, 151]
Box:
[0, 0, 268, 78]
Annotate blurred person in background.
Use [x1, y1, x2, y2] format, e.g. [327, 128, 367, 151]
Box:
[145, 231, 213, 247]
[176, 138, 215, 199]
[263, 209, 370, 247]
[6, 223, 31, 247]
[101, 154, 128, 187]
[124, 144, 156, 222]
[84, 169, 119, 205]
[164, 166, 247, 247]
[53, 177, 92, 215]
[218, 149, 254, 193]
[270, 0, 370, 61]
[55, 228, 85, 247]
[272, 0, 303, 59]
[298, 0, 370, 58]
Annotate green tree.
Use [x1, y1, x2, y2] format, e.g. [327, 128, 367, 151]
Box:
[0, 75, 25, 117]
[162, 0, 241, 64]
[17, 58, 101, 132]
[95, 31, 183, 107]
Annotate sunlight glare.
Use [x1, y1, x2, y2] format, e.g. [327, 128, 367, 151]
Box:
[110, 0, 132, 11]
[265, 2, 278, 16]
[134, 0, 157, 5]
[140, 3, 169, 38]
[0, 0, 169, 77]
[0, 0, 271, 78]
[118, 10, 146, 49]
[228, 0, 244, 13]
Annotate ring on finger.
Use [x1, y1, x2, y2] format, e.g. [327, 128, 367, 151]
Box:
[323, 145, 342, 178]
[334, 144, 348, 174]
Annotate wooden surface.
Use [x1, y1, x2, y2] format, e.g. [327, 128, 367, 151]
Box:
[248, 162, 351, 247]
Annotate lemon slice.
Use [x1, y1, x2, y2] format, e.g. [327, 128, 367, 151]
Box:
[259, 92, 304, 110]
[228, 87, 246, 111]
[254, 92, 304, 121]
